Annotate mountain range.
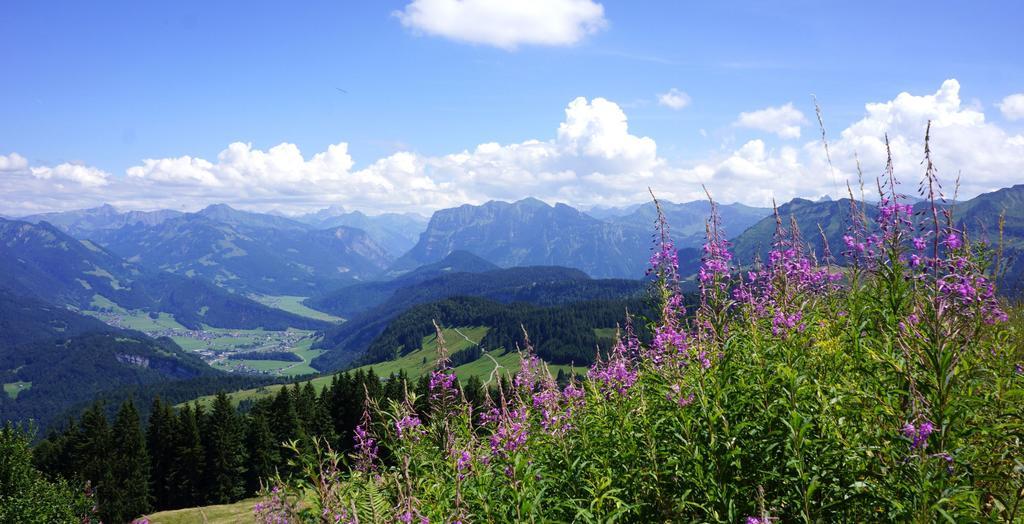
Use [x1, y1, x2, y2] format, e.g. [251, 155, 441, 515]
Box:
[294, 205, 429, 256]
[87, 205, 391, 295]
[0, 217, 329, 331]
[21, 204, 183, 238]
[2, 182, 1022, 438]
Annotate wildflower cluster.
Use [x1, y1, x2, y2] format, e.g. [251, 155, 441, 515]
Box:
[253, 485, 295, 524]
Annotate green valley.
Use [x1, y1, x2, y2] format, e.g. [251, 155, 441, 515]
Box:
[249, 294, 345, 323]
[84, 304, 325, 377]
[187, 326, 579, 408]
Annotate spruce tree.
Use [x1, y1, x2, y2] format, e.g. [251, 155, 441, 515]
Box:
[146, 397, 176, 509]
[73, 402, 113, 514]
[106, 399, 151, 523]
[383, 373, 405, 401]
[464, 374, 485, 408]
[269, 386, 302, 445]
[245, 410, 278, 494]
[32, 419, 78, 482]
[311, 393, 337, 443]
[169, 404, 205, 508]
[203, 392, 246, 504]
[364, 368, 383, 400]
[295, 382, 317, 434]
[327, 372, 359, 450]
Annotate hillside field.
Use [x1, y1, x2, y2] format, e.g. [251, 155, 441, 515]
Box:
[185, 326, 577, 408]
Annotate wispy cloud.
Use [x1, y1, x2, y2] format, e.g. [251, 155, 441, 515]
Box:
[658, 88, 691, 110]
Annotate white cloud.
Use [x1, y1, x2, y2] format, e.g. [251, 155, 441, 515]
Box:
[30, 163, 110, 187]
[0, 153, 29, 172]
[0, 159, 112, 215]
[658, 88, 691, 110]
[735, 102, 806, 139]
[998, 93, 1024, 121]
[3, 79, 1024, 218]
[705, 79, 1024, 204]
[394, 0, 607, 50]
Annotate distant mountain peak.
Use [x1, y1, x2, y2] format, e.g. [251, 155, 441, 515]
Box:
[514, 196, 550, 207]
[392, 199, 650, 278]
[197, 203, 236, 214]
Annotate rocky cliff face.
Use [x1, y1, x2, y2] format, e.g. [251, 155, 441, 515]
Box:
[393, 198, 651, 278]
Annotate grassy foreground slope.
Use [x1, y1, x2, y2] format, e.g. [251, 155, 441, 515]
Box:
[143, 498, 257, 524]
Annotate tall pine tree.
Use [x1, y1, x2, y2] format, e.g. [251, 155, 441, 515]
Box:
[244, 409, 278, 494]
[203, 392, 246, 504]
[169, 404, 205, 508]
[269, 386, 302, 445]
[73, 402, 113, 516]
[106, 399, 151, 523]
[146, 397, 177, 509]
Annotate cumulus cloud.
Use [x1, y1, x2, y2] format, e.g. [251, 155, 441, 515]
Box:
[704, 79, 1024, 204]
[735, 103, 806, 139]
[0, 159, 114, 215]
[998, 93, 1024, 121]
[394, 0, 607, 50]
[30, 163, 110, 187]
[3, 79, 1023, 217]
[0, 153, 29, 172]
[657, 88, 691, 110]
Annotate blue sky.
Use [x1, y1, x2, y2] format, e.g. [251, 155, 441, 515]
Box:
[2, 1, 1023, 215]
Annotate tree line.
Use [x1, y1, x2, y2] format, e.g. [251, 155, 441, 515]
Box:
[30, 368, 508, 522]
[360, 295, 657, 368]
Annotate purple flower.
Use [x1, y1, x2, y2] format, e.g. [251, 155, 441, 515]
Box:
[587, 355, 638, 397]
[562, 382, 584, 400]
[488, 407, 529, 457]
[902, 419, 934, 450]
[395, 414, 423, 440]
[944, 233, 962, 250]
[667, 383, 695, 408]
[456, 450, 472, 470]
[429, 369, 458, 402]
[353, 411, 378, 471]
[771, 311, 805, 338]
[514, 353, 543, 390]
[454, 449, 473, 480]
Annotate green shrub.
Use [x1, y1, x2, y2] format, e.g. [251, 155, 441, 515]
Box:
[0, 423, 93, 523]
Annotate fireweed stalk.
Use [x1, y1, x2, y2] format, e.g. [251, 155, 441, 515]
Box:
[255, 138, 1020, 522]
